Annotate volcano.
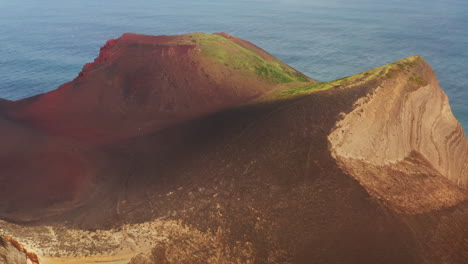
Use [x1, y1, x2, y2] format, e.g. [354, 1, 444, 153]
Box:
[0, 33, 467, 264]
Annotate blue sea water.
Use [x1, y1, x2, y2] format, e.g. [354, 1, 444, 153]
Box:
[0, 0, 467, 129]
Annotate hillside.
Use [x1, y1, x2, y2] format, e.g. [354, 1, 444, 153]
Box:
[0, 34, 466, 264]
[3, 32, 312, 144]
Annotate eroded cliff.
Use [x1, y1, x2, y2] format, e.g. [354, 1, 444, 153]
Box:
[328, 56, 468, 213]
[329, 57, 467, 188]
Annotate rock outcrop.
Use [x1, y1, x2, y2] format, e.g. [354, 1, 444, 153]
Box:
[0, 235, 39, 264]
[0, 34, 466, 264]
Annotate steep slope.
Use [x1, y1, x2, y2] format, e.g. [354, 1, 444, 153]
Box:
[5, 32, 312, 144]
[0, 34, 467, 264]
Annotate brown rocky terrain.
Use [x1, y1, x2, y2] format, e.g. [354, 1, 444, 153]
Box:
[0, 33, 466, 264]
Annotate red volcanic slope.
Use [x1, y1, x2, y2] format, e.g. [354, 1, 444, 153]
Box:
[0, 32, 312, 220]
[4, 32, 312, 145]
[0, 113, 99, 220]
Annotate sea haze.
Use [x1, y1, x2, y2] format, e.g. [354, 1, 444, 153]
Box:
[0, 0, 466, 129]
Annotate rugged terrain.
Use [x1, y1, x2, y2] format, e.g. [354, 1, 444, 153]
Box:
[0, 33, 467, 264]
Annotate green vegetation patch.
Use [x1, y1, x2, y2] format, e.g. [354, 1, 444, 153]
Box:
[397, 61, 417, 69]
[257, 55, 424, 102]
[185, 33, 309, 84]
[294, 73, 310, 82]
[408, 76, 428, 89]
[254, 65, 294, 83]
[277, 82, 334, 97]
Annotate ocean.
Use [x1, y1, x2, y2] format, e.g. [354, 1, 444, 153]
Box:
[0, 0, 466, 129]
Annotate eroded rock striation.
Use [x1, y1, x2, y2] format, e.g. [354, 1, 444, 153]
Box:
[0, 33, 467, 264]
